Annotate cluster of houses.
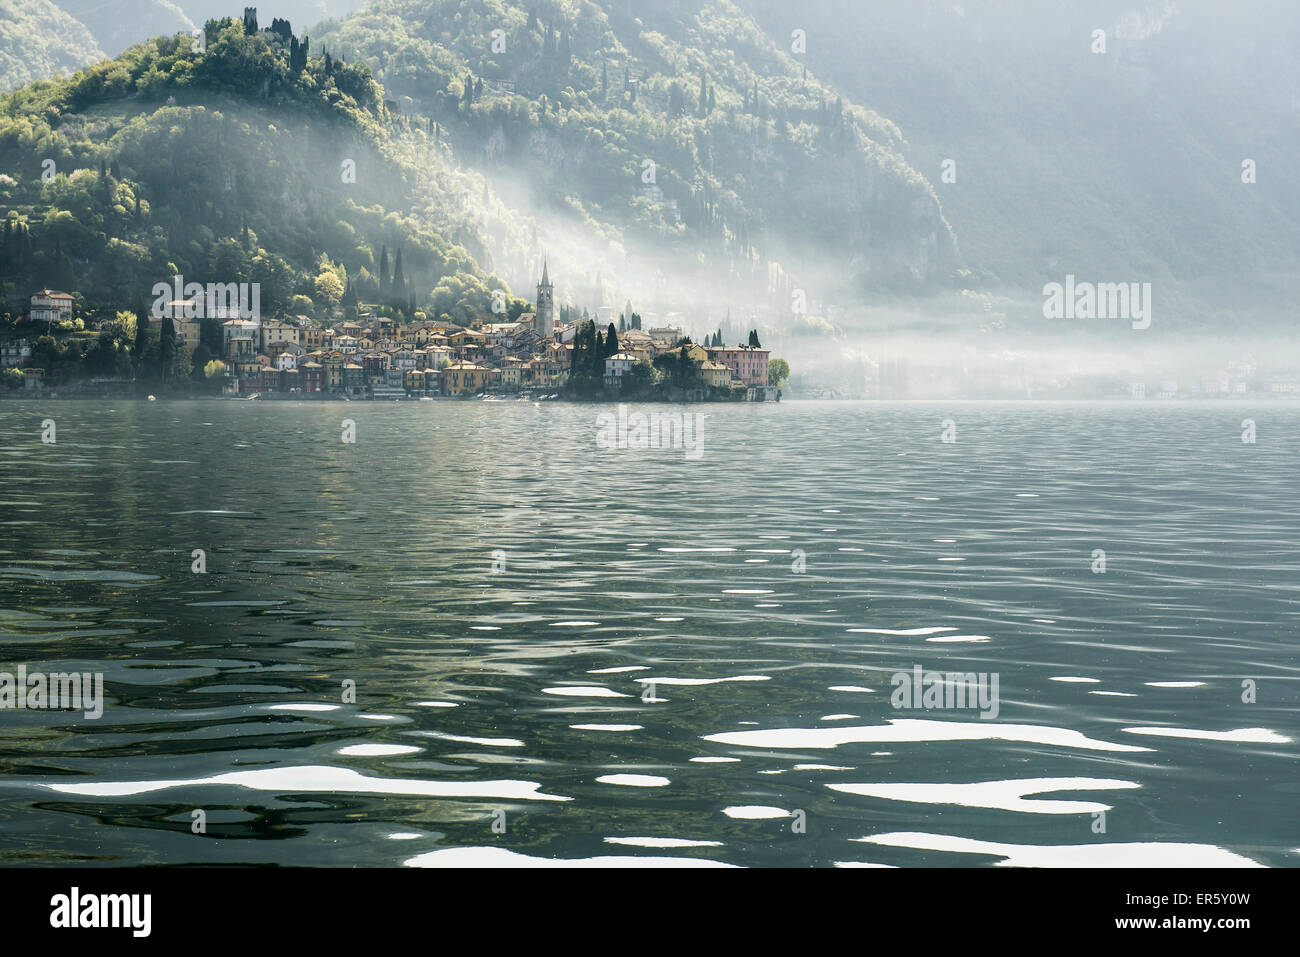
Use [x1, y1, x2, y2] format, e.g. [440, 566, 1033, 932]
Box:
[194, 267, 772, 399]
[3, 275, 777, 399]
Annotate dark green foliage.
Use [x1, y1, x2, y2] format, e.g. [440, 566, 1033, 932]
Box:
[0, 19, 506, 324]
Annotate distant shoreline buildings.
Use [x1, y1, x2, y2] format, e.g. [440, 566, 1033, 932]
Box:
[2, 271, 777, 400]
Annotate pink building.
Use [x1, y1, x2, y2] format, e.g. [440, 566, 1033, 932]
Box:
[707, 345, 769, 387]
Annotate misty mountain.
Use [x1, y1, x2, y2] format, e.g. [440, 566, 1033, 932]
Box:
[54, 0, 195, 59]
[312, 0, 957, 308]
[0, 0, 104, 92]
[743, 0, 1300, 326]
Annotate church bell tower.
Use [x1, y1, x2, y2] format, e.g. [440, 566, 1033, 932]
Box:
[536, 261, 554, 338]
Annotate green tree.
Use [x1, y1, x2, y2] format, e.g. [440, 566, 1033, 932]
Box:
[158, 315, 176, 380]
[314, 270, 344, 306]
[769, 357, 790, 388]
[133, 305, 150, 367]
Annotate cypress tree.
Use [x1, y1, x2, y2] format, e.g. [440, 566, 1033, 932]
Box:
[134, 305, 150, 369]
[159, 312, 176, 381]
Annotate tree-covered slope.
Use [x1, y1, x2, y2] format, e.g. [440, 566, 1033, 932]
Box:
[0, 0, 105, 92]
[0, 15, 517, 323]
[313, 0, 957, 299]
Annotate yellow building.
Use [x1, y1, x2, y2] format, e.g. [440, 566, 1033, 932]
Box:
[443, 361, 492, 394]
[701, 360, 732, 389]
[260, 320, 300, 351]
[321, 353, 346, 392]
[499, 357, 526, 389]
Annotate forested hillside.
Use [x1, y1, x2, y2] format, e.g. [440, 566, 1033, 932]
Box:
[0, 14, 519, 323]
[0, 0, 105, 92]
[313, 0, 958, 301]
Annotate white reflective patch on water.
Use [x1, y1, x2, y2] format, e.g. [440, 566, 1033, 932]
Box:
[723, 806, 788, 819]
[854, 832, 1262, 867]
[549, 620, 600, 627]
[414, 701, 459, 708]
[635, 675, 770, 686]
[587, 666, 649, 674]
[387, 833, 423, 840]
[571, 724, 643, 731]
[829, 777, 1138, 814]
[1050, 677, 1102, 683]
[795, 764, 853, 771]
[595, 774, 671, 787]
[1123, 726, 1291, 743]
[703, 718, 1151, 752]
[542, 686, 630, 697]
[821, 714, 857, 721]
[1145, 681, 1207, 688]
[46, 765, 569, 801]
[690, 757, 740, 763]
[926, 634, 990, 642]
[268, 703, 339, 712]
[421, 731, 524, 747]
[846, 626, 958, 635]
[605, 837, 723, 848]
[834, 861, 896, 868]
[337, 744, 422, 756]
[404, 847, 735, 867]
[830, 686, 875, 693]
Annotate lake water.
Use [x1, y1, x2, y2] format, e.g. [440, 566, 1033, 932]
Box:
[0, 399, 1296, 867]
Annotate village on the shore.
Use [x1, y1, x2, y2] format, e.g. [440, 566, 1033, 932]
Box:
[2, 266, 782, 402]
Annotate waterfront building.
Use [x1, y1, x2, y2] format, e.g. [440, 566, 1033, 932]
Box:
[443, 360, 492, 394]
[1, 339, 31, 367]
[603, 352, 636, 389]
[707, 344, 770, 387]
[299, 361, 323, 393]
